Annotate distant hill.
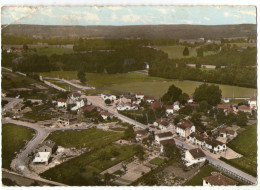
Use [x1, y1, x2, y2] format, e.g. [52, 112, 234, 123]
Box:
[1, 24, 257, 39]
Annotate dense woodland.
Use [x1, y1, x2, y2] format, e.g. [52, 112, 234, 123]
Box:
[1, 37, 257, 88]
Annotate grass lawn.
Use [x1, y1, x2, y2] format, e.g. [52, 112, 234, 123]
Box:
[223, 124, 257, 177]
[19, 47, 74, 56]
[47, 128, 123, 149]
[2, 124, 35, 169]
[23, 104, 53, 121]
[149, 157, 164, 165]
[40, 144, 137, 186]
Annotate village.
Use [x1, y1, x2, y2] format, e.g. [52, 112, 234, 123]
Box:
[2, 81, 257, 186]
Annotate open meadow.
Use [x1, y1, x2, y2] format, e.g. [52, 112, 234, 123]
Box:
[19, 47, 74, 56]
[2, 124, 35, 169]
[39, 71, 257, 98]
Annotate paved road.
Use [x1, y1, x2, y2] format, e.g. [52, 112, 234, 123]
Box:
[2, 97, 23, 112]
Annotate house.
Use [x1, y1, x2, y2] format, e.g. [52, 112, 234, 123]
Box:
[100, 111, 114, 120]
[248, 96, 257, 110]
[223, 98, 230, 103]
[119, 96, 131, 104]
[145, 96, 156, 104]
[117, 102, 138, 111]
[160, 139, 175, 153]
[58, 115, 78, 126]
[185, 103, 199, 109]
[150, 101, 162, 111]
[67, 92, 81, 104]
[1, 89, 7, 97]
[176, 120, 196, 138]
[13, 104, 23, 114]
[173, 101, 180, 111]
[164, 105, 173, 115]
[217, 104, 233, 114]
[237, 105, 251, 113]
[187, 132, 206, 147]
[79, 105, 102, 113]
[203, 173, 237, 186]
[219, 128, 237, 139]
[158, 120, 173, 131]
[101, 93, 116, 101]
[155, 132, 173, 143]
[71, 99, 85, 111]
[185, 148, 206, 166]
[57, 98, 67, 108]
[188, 95, 193, 103]
[136, 93, 145, 100]
[38, 140, 57, 154]
[144, 62, 149, 70]
[136, 130, 149, 142]
[153, 118, 167, 127]
[33, 152, 51, 164]
[204, 138, 226, 154]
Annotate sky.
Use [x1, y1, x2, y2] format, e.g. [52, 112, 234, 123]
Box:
[1, 6, 257, 26]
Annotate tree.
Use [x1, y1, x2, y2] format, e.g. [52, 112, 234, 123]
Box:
[236, 111, 248, 126]
[183, 46, 189, 56]
[178, 93, 189, 105]
[164, 144, 181, 161]
[77, 70, 86, 84]
[23, 44, 29, 51]
[179, 105, 192, 115]
[193, 84, 222, 106]
[197, 48, 204, 57]
[199, 100, 209, 113]
[191, 111, 203, 128]
[196, 62, 201, 68]
[216, 109, 226, 124]
[123, 126, 136, 140]
[161, 84, 182, 103]
[225, 112, 237, 126]
[134, 145, 145, 161]
[104, 99, 112, 105]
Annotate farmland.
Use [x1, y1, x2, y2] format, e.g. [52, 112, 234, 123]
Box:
[2, 124, 35, 169]
[19, 47, 74, 56]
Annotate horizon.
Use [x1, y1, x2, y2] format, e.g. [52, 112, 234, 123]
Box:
[2, 6, 256, 26]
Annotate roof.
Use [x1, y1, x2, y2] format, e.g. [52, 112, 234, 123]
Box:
[177, 120, 193, 130]
[33, 152, 51, 163]
[81, 105, 100, 112]
[173, 101, 180, 106]
[164, 105, 173, 109]
[150, 101, 162, 111]
[157, 132, 173, 138]
[136, 92, 144, 95]
[185, 103, 199, 107]
[219, 128, 235, 135]
[102, 93, 115, 97]
[238, 105, 250, 111]
[189, 132, 205, 142]
[136, 130, 148, 136]
[159, 120, 170, 127]
[68, 92, 81, 97]
[217, 104, 231, 110]
[155, 118, 167, 123]
[145, 96, 156, 101]
[205, 138, 224, 147]
[100, 111, 113, 116]
[250, 96, 256, 101]
[160, 139, 175, 146]
[57, 98, 67, 103]
[203, 173, 237, 186]
[188, 148, 206, 159]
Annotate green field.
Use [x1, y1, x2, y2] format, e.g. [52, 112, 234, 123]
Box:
[223, 124, 257, 177]
[229, 43, 256, 47]
[39, 71, 256, 98]
[19, 47, 73, 56]
[155, 45, 217, 59]
[47, 128, 123, 149]
[2, 124, 35, 169]
[41, 128, 137, 185]
[149, 157, 164, 165]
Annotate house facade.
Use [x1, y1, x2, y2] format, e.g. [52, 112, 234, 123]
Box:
[57, 99, 67, 108]
[248, 97, 257, 110]
[101, 93, 116, 101]
[185, 148, 206, 166]
[176, 120, 196, 138]
[155, 132, 173, 144]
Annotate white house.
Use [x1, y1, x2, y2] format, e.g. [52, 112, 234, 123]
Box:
[160, 139, 175, 153]
[248, 97, 257, 110]
[155, 132, 173, 144]
[188, 95, 193, 103]
[187, 132, 206, 147]
[120, 97, 131, 104]
[203, 173, 237, 186]
[57, 99, 67, 108]
[33, 152, 51, 164]
[219, 128, 237, 139]
[71, 99, 85, 111]
[67, 92, 81, 104]
[117, 102, 138, 111]
[204, 139, 227, 154]
[173, 101, 180, 111]
[145, 96, 156, 104]
[136, 130, 149, 142]
[164, 105, 174, 115]
[237, 105, 251, 113]
[136, 93, 145, 100]
[100, 111, 114, 120]
[153, 118, 167, 127]
[101, 93, 116, 101]
[158, 120, 173, 131]
[176, 120, 196, 138]
[185, 148, 206, 166]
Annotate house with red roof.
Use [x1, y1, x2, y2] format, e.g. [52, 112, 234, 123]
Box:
[100, 111, 114, 120]
[155, 132, 173, 144]
[160, 139, 175, 153]
[176, 120, 196, 138]
[237, 105, 251, 113]
[203, 173, 237, 186]
[185, 148, 206, 166]
[57, 98, 67, 108]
